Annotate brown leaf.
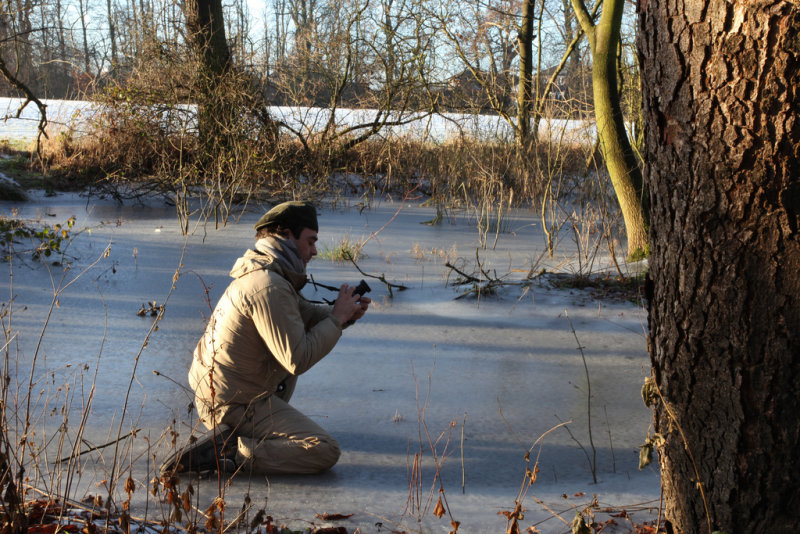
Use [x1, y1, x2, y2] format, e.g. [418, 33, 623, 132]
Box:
[182, 490, 191, 512]
[450, 520, 460, 533]
[507, 518, 520, 534]
[124, 477, 135, 494]
[527, 466, 539, 484]
[433, 496, 446, 519]
[314, 513, 353, 521]
[213, 497, 226, 513]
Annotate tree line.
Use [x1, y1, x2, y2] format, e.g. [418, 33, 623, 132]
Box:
[2, 0, 648, 258]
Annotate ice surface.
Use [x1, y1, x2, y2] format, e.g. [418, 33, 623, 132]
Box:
[0, 192, 659, 533]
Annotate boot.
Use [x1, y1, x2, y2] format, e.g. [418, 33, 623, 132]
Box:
[160, 425, 237, 475]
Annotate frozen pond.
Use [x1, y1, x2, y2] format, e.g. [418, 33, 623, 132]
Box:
[1, 192, 658, 533]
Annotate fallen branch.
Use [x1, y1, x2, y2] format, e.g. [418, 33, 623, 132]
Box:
[346, 254, 408, 298]
[444, 261, 481, 284]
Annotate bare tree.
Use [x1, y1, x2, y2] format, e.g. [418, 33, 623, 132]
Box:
[515, 0, 534, 144]
[571, 0, 648, 259]
[0, 0, 47, 150]
[78, 0, 91, 74]
[106, 0, 118, 67]
[184, 0, 232, 144]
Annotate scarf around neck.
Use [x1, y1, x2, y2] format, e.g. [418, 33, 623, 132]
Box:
[255, 236, 307, 290]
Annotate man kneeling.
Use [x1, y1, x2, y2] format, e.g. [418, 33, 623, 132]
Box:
[161, 201, 369, 476]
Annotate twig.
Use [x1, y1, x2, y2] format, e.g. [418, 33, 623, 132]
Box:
[651, 372, 712, 534]
[56, 430, 141, 464]
[603, 405, 616, 473]
[565, 310, 597, 483]
[107, 242, 189, 514]
[460, 412, 466, 494]
[529, 494, 571, 526]
[359, 184, 421, 250]
[308, 275, 340, 293]
[152, 370, 196, 396]
[554, 414, 594, 479]
[346, 254, 408, 297]
[444, 261, 481, 283]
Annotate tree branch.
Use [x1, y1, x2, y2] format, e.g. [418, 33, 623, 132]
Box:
[0, 53, 48, 154]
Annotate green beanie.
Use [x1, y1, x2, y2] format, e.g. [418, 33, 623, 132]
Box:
[254, 201, 318, 233]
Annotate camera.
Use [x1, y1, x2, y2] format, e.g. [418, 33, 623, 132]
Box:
[353, 279, 371, 297]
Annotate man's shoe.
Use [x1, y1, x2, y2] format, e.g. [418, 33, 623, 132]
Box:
[160, 425, 237, 475]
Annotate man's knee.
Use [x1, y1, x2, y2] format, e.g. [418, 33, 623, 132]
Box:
[310, 435, 340, 472]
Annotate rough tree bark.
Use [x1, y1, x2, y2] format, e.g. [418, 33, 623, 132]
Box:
[639, 1, 800, 532]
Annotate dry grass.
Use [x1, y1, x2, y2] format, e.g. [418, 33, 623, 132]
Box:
[31, 127, 595, 217]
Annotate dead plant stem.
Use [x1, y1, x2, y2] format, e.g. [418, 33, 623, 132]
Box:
[20, 244, 111, 503]
[56, 429, 140, 464]
[106, 242, 188, 515]
[564, 310, 597, 483]
[652, 372, 712, 534]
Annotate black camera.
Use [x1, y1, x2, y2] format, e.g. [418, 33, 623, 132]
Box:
[353, 279, 371, 297]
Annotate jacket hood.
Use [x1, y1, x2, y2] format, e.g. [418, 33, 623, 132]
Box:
[230, 248, 308, 290]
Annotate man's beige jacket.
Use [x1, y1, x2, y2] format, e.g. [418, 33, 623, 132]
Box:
[188, 247, 342, 422]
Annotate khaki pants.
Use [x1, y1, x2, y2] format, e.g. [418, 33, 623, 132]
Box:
[196, 394, 340, 475]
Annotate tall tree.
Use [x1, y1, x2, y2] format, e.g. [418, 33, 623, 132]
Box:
[639, 1, 800, 532]
[106, 0, 118, 68]
[571, 0, 648, 258]
[515, 0, 535, 146]
[288, 0, 317, 75]
[184, 0, 231, 149]
[78, 0, 91, 75]
[561, 0, 580, 77]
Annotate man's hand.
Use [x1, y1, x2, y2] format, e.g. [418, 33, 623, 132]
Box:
[350, 294, 370, 323]
[332, 284, 371, 325]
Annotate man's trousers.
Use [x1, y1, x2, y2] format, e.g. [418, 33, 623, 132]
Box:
[196, 393, 340, 475]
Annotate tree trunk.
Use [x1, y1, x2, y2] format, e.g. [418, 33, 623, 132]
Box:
[185, 0, 231, 148]
[106, 0, 117, 68]
[572, 0, 649, 259]
[516, 0, 535, 147]
[79, 0, 91, 74]
[186, 0, 231, 79]
[639, 1, 800, 532]
[562, 0, 580, 78]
